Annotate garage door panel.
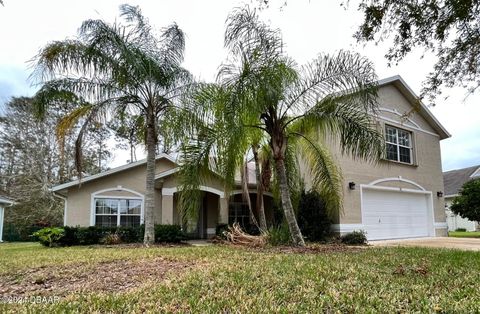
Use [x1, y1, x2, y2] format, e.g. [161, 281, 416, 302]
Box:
[362, 189, 430, 240]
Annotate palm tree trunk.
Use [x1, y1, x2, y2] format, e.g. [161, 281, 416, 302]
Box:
[274, 157, 305, 247]
[143, 109, 156, 245]
[252, 146, 267, 231]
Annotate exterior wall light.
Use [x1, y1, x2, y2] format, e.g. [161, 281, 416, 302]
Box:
[349, 182, 356, 190]
[437, 191, 443, 197]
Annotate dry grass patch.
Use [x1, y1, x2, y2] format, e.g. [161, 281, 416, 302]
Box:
[0, 257, 193, 297]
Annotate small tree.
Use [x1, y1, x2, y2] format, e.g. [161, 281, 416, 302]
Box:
[31, 5, 191, 245]
[450, 179, 480, 223]
[179, 7, 384, 247]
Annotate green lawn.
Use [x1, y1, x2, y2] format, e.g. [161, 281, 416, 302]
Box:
[1, 242, 480, 313]
[449, 231, 480, 238]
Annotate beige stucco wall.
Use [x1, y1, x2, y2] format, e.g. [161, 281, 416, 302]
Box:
[63, 158, 175, 227]
[302, 84, 447, 233]
[339, 85, 445, 228]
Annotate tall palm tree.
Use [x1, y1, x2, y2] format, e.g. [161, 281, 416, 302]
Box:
[179, 7, 384, 246]
[31, 4, 191, 244]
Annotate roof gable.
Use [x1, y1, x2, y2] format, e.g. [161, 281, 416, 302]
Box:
[52, 153, 177, 192]
[377, 75, 450, 140]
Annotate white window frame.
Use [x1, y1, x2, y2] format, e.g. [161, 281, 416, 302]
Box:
[385, 125, 413, 164]
[90, 187, 144, 227]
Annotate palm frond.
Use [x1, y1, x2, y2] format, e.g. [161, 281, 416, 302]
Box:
[297, 93, 384, 162]
[281, 50, 378, 118]
[225, 6, 283, 62]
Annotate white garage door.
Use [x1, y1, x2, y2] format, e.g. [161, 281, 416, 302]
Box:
[362, 189, 431, 240]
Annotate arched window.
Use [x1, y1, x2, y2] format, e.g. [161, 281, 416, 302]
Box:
[90, 187, 144, 227]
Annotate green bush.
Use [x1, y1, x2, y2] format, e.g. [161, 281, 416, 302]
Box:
[4, 223, 47, 242]
[75, 227, 100, 245]
[101, 233, 122, 245]
[154, 225, 186, 243]
[451, 178, 480, 222]
[455, 228, 467, 232]
[33, 227, 65, 247]
[267, 223, 291, 246]
[297, 190, 331, 241]
[113, 225, 144, 243]
[59, 226, 80, 246]
[341, 230, 368, 245]
[33, 224, 185, 247]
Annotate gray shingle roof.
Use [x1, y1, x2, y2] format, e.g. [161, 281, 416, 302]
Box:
[443, 165, 480, 196]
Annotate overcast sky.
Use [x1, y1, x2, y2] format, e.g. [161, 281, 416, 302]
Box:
[0, 0, 478, 171]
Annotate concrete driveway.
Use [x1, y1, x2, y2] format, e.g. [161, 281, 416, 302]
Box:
[370, 237, 480, 251]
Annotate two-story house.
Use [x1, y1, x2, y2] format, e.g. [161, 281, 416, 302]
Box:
[51, 75, 450, 241]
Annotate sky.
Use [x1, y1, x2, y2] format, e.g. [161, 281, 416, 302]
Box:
[0, 0, 478, 171]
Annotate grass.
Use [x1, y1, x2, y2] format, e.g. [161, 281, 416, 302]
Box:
[1, 242, 480, 313]
[449, 231, 480, 238]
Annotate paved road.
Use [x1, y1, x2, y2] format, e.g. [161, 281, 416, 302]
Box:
[370, 237, 480, 251]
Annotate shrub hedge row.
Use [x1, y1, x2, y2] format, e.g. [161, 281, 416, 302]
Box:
[33, 224, 186, 247]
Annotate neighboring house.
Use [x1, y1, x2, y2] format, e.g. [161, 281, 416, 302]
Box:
[52, 75, 450, 241]
[0, 195, 14, 242]
[443, 165, 480, 232]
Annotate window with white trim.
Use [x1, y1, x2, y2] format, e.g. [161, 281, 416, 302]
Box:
[95, 198, 142, 227]
[385, 125, 413, 164]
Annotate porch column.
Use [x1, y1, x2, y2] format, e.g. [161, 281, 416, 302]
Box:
[161, 193, 174, 224]
[218, 197, 229, 224]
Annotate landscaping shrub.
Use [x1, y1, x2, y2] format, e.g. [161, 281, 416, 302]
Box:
[341, 230, 368, 245]
[267, 223, 291, 246]
[33, 227, 65, 247]
[272, 205, 284, 227]
[101, 233, 122, 245]
[34, 224, 185, 247]
[75, 226, 105, 245]
[115, 225, 144, 243]
[154, 225, 186, 243]
[58, 226, 79, 246]
[455, 228, 467, 232]
[297, 190, 331, 241]
[4, 223, 46, 242]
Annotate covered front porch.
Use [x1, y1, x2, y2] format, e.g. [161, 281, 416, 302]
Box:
[155, 167, 275, 239]
[159, 186, 229, 239]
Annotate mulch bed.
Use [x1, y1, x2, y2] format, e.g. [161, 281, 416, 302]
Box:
[264, 243, 366, 254]
[256, 243, 365, 254]
[220, 241, 366, 254]
[89, 242, 191, 249]
[0, 257, 193, 297]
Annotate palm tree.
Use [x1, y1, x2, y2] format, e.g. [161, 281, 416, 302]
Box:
[31, 4, 191, 245]
[179, 7, 384, 246]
